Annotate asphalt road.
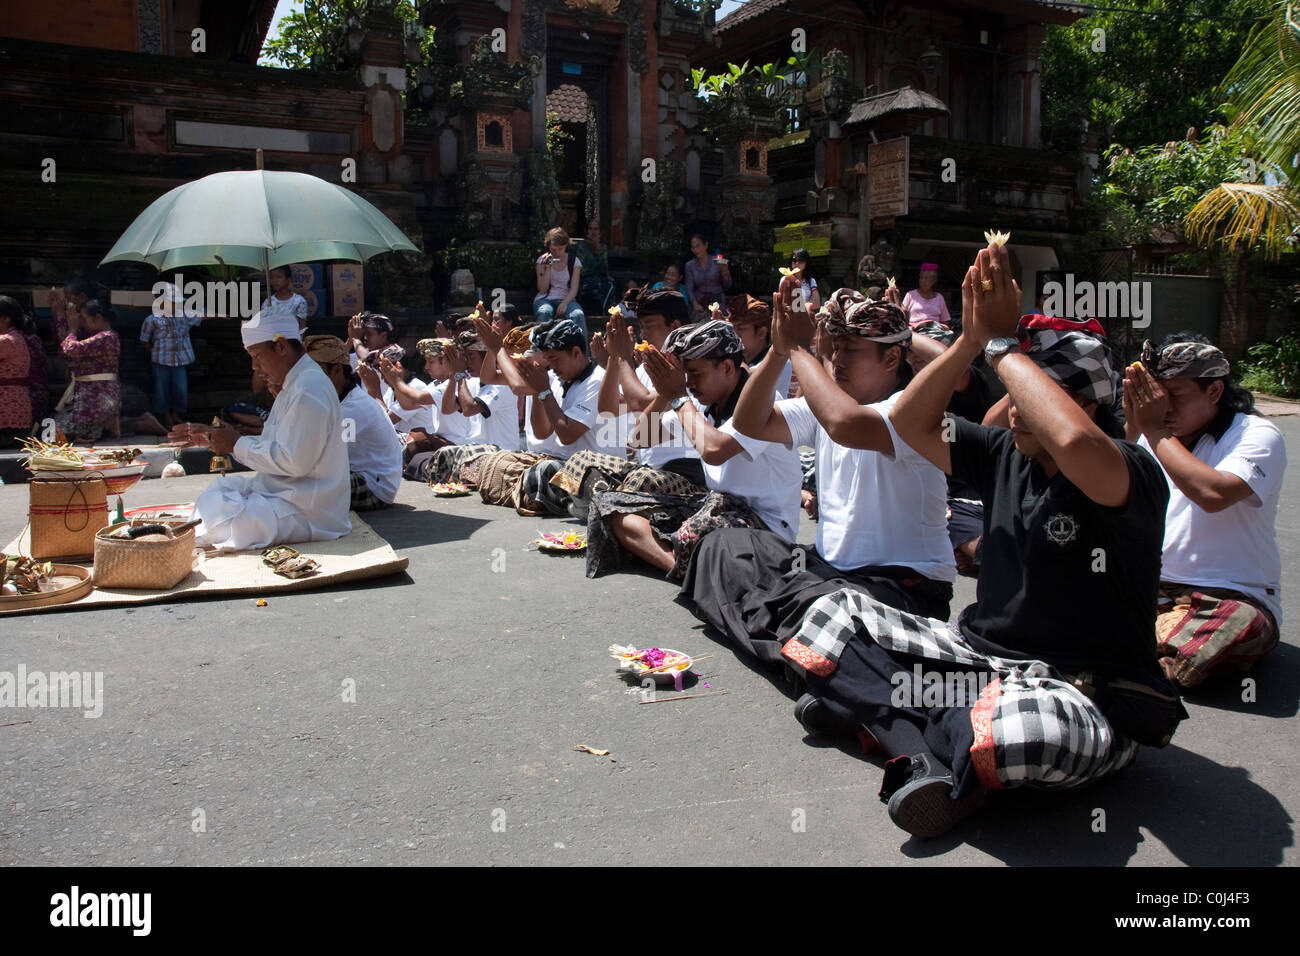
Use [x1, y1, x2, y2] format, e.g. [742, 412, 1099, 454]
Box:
[1, 417, 1297, 866]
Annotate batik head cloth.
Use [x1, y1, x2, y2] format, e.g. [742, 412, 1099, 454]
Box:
[456, 330, 486, 352]
[417, 337, 453, 357]
[379, 344, 405, 365]
[303, 334, 349, 365]
[1023, 329, 1116, 406]
[663, 319, 745, 363]
[727, 293, 770, 329]
[819, 288, 866, 328]
[530, 319, 587, 353]
[822, 299, 911, 345]
[241, 311, 303, 348]
[361, 312, 393, 333]
[1141, 339, 1231, 379]
[502, 324, 535, 356]
[912, 320, 956, 347]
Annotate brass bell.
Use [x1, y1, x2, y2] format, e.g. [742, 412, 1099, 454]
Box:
[208, 416, 230, 475]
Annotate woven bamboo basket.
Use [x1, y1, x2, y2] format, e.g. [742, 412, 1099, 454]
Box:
[92, 521, 196, 590]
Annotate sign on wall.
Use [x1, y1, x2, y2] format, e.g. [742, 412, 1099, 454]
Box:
[868, 136, 909, 219]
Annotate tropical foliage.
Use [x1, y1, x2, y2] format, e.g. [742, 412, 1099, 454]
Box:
[1184, 3, 1300, 256]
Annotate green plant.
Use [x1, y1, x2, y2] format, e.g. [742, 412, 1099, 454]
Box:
[546, 112, 574, 170]
[1240, 333, 1300, 396]
[438, 241, 537, 290]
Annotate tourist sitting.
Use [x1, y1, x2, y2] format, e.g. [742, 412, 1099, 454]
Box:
[172, 311, 350, 552]
[783, 242, 1182, 839]
[683, 286, 956, 673]
[576, 217, 614, 316]
[0, 296, 31, 449]
[533, 227, 587, 336]
[586, 319, 802, 579]
[305, 334, 403, 511]
[1125, 334, 1286, 689]
[728, 293, 793, 400]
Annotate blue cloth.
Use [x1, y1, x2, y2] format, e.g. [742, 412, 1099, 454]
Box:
[152, 362, 188, 416]
[532, 295, 588, 338]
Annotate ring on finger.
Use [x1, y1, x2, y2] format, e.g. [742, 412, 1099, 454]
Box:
[979, 278, 994, 292]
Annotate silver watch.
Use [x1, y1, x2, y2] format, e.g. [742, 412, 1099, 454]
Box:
[670, 395, 690, 411]
[984, 337, 1020, 362]
[536, 388, 553, 402]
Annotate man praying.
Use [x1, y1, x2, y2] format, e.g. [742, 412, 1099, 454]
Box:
[172, 311, 350, 551]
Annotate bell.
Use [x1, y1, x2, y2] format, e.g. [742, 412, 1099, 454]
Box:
[208, 416, 230, 475]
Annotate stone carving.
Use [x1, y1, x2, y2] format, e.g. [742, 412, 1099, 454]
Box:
[448, 268, 478, 307]
[450, 35, 540, 111]
[636, 158, 685, 251]
[457, 160, 492, 237]
[718, 179, 775, 251]
[477, 111, 514, 152]
[522, 0, 649, 74]
[856, 240, 899, 298]
[524, 149, 561, 241]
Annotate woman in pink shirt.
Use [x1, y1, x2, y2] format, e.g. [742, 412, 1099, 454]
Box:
[901, 262, 952, 326]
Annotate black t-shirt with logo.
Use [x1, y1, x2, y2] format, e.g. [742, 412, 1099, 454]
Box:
[948, 417, 1169, 684]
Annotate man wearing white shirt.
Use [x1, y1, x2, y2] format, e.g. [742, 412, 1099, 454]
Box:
[305, 335, 403, 511]
[728, 293, 794, 400]
[170, 311, 350, 551]
[1125, 334, 1286, 689]
[510, 319, 622, 514]
[585, 320, 802, 579]
[684, 287, 957, 680]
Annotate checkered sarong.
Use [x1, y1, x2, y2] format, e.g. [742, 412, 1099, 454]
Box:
[349, 471, 387, 512]
[551, 449, 636, 497]
[422, 443, 499, 486]
[787, 588, 1138, 791]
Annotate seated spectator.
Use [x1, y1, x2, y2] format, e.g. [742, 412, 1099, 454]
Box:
[1125, 334, 1286, 689]
[786, 242, 1183, 838]
[901, 263, 952, 327]
[586, 320, 802, 579]
[0, 296, 32, 448]
[651, 263, 693, 311]
[576, 217, 613, 316]
[533, 227, 587, 336]
[729, 294, 793, 400]
[305, 334, 403, 511]
[684, 287, 956, 673]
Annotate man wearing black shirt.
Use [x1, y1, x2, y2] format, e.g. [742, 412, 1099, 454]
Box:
[783, 242, 1183, 838]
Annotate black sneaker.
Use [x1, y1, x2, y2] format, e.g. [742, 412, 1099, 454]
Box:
[794, 693, 854, 737]
[886, 753, 988, 838]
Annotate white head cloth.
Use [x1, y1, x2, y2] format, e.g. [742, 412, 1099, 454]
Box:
[240, 310, 303, 348]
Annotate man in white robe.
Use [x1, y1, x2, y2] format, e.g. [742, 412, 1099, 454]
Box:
[171, 311, 351, 551]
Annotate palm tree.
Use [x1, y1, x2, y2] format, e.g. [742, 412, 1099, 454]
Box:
[1184, 2, 1300, 256]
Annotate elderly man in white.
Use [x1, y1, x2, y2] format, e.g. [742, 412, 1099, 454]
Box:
[169, 311, 351, 551]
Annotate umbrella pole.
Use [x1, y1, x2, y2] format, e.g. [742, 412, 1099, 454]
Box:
[256, 149, 269, 311]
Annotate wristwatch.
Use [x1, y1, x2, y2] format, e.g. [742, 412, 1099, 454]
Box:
[984, 336, 1020, 363]
[670, 394, 690, 411]
[537, 388, 553, 402]
[454, 371, 467, 382]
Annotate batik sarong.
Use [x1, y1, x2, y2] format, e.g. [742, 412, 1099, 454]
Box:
[790, 587, 1142, 798]
[585, 488, 766, 579]
[1155, 583, 1279, 689]
[420, 443, 499, 486]
[476, 451, 553, 514]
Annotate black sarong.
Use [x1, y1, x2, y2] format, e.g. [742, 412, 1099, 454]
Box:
[677, 527, 953, 669]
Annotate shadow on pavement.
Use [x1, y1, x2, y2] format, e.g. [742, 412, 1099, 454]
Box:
[364, 503, 491, 550]
[901, 745, 1293, 865]
[1177, 643, 1300, 719]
